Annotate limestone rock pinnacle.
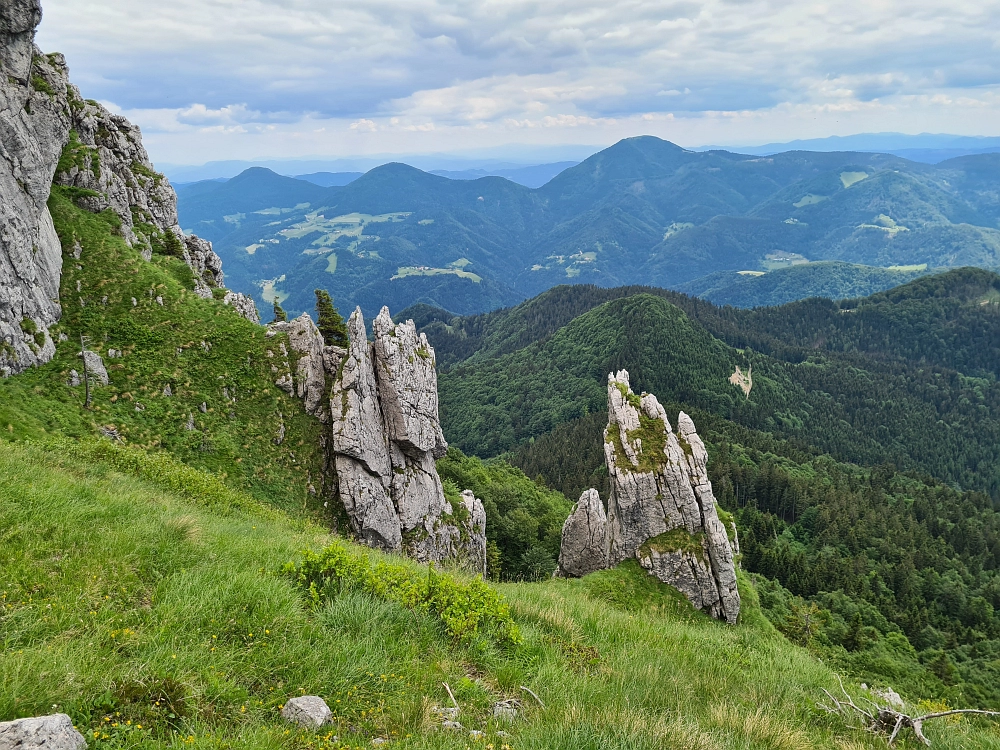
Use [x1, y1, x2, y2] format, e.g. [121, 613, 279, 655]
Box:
[558, 370, 740, 624]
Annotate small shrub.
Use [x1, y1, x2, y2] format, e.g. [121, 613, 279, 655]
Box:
[285, 542, 521, 648]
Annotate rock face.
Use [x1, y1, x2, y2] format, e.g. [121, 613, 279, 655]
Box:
[281, 696, 333, 728]
[556, 488, 610, 578]
[222, 290, 259, 323]
[0, 713, 87, 750]
[0, 3, 71, 375]
[557, 370, 740, 624]
[0, 1, 256, 377]
[271, 305, 486, 572]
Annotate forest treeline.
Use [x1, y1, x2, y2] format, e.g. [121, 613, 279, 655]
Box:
[417, 268, 1000, 707]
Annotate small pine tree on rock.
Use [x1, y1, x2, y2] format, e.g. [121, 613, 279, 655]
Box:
[272, 300, 287, 323]
[314, 289, 349, 347]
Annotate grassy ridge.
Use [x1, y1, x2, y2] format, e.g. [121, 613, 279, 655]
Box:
[0, 186, 327, 512]
[8, 439, 1000, 748]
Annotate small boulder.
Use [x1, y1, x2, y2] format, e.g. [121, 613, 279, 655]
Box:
[81, 350, 109, 385]
[0, 713, 87, 750]
[281, 695, 333, 728]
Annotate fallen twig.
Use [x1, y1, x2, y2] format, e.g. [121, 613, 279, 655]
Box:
[819, 678, 1000, 746]
[520, 685, 544, 709]
[442, 682, 459, 709]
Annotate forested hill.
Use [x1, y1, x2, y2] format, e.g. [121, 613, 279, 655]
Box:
[409, 267, 1000, 706]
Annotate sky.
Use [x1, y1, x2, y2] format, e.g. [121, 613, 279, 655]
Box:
[35, 0, 1000, 166]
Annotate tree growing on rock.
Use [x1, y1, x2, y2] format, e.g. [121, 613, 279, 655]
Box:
[314, 289, 348, 347]
[272, 300, 287, 323]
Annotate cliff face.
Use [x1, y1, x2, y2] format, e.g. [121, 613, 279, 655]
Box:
[558, 371, 740, 624]
[0, 1, 70, 374]
[0, 0, 257, 376]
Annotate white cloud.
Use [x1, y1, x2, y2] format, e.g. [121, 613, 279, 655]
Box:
[34, 0, 1000, 163]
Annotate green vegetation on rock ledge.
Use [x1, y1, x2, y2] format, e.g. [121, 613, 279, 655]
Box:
[0, 185, 326, 512]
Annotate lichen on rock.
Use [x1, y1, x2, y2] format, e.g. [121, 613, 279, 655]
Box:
[559, 370, 740, 624]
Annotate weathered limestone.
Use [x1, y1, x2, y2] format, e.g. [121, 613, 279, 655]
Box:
[0, 4, 71, 375]
[372, 307, 447, 458]
[556, 488, 610, 578]
[0, 0, 251, 377]
[0, 713, 87, 750]
[183, 236, 223, 293]
[558, 370, 740, 624]
[222, 290, 259, 323]
[81, 349, 108, 385]
[268, 313, 330, 419]
[280, 696, 333, 728]
[273, 304, 485, 569]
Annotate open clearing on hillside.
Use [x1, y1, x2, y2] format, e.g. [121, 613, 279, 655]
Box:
[840, 171, 870, 188]
[260, 274, 289, 304]
[392, 265, 482, 283]
[763, 252, 809, 270]
[793, 193, 829, 208]
[280, 211, 410, 253]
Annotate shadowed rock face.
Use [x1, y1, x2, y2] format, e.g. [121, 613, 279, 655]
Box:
[557, 370, 740, 624]
[557, 489, 610, 578]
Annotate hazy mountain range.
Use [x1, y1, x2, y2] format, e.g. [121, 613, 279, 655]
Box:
[176, 136, 1000, 320]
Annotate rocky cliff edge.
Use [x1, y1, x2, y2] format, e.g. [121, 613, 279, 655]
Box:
[0, 0, 256, 376]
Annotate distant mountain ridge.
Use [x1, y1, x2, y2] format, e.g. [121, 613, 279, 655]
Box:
[176, 136, 1000, 321]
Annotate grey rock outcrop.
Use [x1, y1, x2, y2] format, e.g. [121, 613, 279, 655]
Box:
[557, 370, 740, 624]
[281, 696, 332, 728]
[556, 488, 610, 577]
[0, 1, 42, 80]
[0, 0, 251, 378]
[372, 307, 447, 458]
[182, 236, 223, 291]
[80, 349, 108, 385]
[222, 290, 259, 323]
[0, 713, 87, 750]
[273, 304, 485, 569]
[268, 313, 330, 419]
[0, 4, 71, 375]
[605, 370, 739, 623]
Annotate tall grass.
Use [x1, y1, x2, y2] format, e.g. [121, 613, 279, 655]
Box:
[3, 441, 999, 748]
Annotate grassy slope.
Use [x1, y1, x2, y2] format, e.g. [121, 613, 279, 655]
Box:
[0, 186, 327, 513]
[7, 440, 999, 749]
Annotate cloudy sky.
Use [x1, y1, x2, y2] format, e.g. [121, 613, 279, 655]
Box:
[36, 0, 1000, 166]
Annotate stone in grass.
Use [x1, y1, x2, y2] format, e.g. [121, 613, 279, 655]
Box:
[0, 713, 88, 750]
[281, 696, 333, 728]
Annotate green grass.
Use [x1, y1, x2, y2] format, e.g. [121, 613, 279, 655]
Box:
[8, 440, 1000, 749]
[0, 186, 326, 513]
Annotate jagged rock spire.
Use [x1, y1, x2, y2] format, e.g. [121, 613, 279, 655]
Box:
[558, 370, 740, 624]
[272, 305, 486, 573]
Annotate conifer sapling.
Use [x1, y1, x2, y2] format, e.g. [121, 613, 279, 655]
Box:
[314, 289, 349, 347]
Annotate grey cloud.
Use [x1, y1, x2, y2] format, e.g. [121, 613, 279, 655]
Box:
[35, 0, 1000, 126]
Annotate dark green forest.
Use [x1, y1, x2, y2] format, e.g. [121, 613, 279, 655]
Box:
[415, 269, 1000, 707]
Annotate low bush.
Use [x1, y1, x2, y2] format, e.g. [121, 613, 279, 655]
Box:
[285, 542, 521, 648]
